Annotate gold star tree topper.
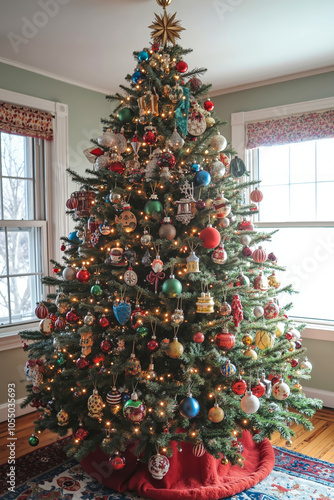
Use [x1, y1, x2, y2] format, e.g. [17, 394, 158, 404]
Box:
[149, 3, 185, 46]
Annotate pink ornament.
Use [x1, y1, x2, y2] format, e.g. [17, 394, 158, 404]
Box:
[253, 246, 267, 264]
[250, 188, 263, 203]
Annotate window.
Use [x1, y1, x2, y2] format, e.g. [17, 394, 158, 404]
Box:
[0, 132, 47, 326]
[232, 97, 334, 331]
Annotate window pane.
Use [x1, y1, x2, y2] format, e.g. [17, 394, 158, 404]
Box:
[267, 227, 334, 322]
[258, 145, 289, 185]
[317, 182, 334, 221]
[290, 183, 316, 221]
[7, 227, 43, 275]
[0, 228, 6, 276]
[0, 278, 9, 325]
[2, 178, 34, 220]
[1, 133, 33, 178]
[9, 275, 41, 324]
[258, 185, 289, 222]
[317, 138, 334, 182]
[290, 141, 315, 184]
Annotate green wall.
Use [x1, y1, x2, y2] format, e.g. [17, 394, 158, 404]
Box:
[214, 70, 334, 397]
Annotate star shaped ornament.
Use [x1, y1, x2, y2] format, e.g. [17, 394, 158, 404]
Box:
[149, 10, 185, 46]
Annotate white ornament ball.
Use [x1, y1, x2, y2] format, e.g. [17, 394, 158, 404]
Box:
[211, 159, 225, 178]
[95, 155, 111, 170]
[148, 453, 170, 480]
[192, 443, 206, 458]
[253, 305, 264, 318]
[272, 380, 290, 401]
[240, 234, 251, 246]
[62, 265, 76, 281]
[300, 358, 312, 372]
[210, 133, 227, 152]
[290, 328, 301, 342]
[240, 391, 260, 414]
[97, 131, 116, 148]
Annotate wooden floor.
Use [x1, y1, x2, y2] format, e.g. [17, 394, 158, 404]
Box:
[0, 408, 334, 465]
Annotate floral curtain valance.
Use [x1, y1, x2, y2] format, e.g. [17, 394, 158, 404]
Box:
[0, 102, 53, 141]
[246, 109, 334, 149]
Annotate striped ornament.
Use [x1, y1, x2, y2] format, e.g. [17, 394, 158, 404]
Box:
[66, 196, 78, 210]
[192, 443, 206, 458]
[35, 303, 48, 319]
[106, 388, 122, 406]
[252, 246, 267, 263]
[250, 188, 264, 203]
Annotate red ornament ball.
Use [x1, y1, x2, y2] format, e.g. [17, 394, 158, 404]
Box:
[242, 246, 252, 257]
[109, 454, 126, 470]
[189, 77, 202, 92]
[252, 246, 267, 263]
[285, 331, 293, 341]
[268, 252, 277, 263]
[214, 331, 236, 351]
[193, 332, 205, 343]
[252, 382, 266, 398]
[290, 358, 299, 368]
[176, 60, 188, 73]
[109, 162, 125, 174]
[100, 339, 112, 352]
[147, 339, 159, 352]
[143, 130, 157, 145]
[203, 99, 214, 112]
[53, 266, 61, 274]
[199, 225, 221, 249]
[76, 268, 91, 283]
[66, 309, 80, 323]
[195, 200, 206, 211]
[158, 152, 176, 168]
[250, 188, 264, 203]
[66, 196, 78, 210]
[295, 340, 302, 349]
[76, 357, 89, 370]
[99, 316, 110, 328]
[60, 244, 66, 251]
[152, 42, 160, 52]
[55, 317, 66, 330]
[231, 377, 247, 395]
[35, 303, 48, 319]
[237, 219, 254, 231]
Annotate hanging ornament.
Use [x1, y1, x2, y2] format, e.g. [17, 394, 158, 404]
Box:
[66, 194, 79, 210]
[110, 248, 126, 266]
[240, 391, 260, 414]
[190, 162, 200, 173]
[75, 425, 89, 441]
[88, 389, 103, 419]
[162, 273, 182, 298]
[275, 322, 285, 338]
[300, 358, 312, 372]
[123, 391, 146, 422]
[203, 99, 214, 112]
[76, 266, 90, 283]
[124, 267, 138, 287]
[255, 330, 275, 350]
[268, 252, 277, 263]
[143, 124, 158, 145]
[171, 307, 184, 326]
[168, 337, 184, 358]
[192, 443, 206, 457]
[174, 180, 195, 225]
[206, 116, 215, 128]
[115, 203, 137, 233]
[119, 107, 134, 123]
[253, 272, 269, 291]
[195, 199, 206, 211]
[240, 234, 251, 246]
[189, 77, 202, 92]
[130, 303, 146, 330]
[242, 334, 253, 346]
[252, 379, 266, 398]
[272, 379, 290, 401]
[230, 156, 247, 177]
[237, 218, 254, 231]
[260, 373, 272, 398]
[76, 356, 89, 370]
[214, 327, 235, 351]
[107, 387, 122, 406]
[264, 300, 279, 319]
[168, 83, 184, 103]
[55, 317, 66, 330]
[99, 315, 110, 328]
[62, 265, 76, 281]
[199, 224, 221, 249]
[208, 403, 225, 423]
[28, 434, 39, 447]
[35, 303, 48, 319]
[99, 221, 112, 236]
[95, 154, 111, 170]
[219, 300, 231, 316]
[212, 243, 227, 264]
[84, 311, 95, 326]
[91, 281, 103, 296]
[242, 246, 252, 257]
[169, 128, 184, 149]
[141, 227, 153, 247]
[142, 249, 152, 267]
[250, 188, 264, 203]
[186, 251, 200, 273]
[196, 292, 214, 313]
[109, 451, 126, 470]
[212, 193, 231, 218]
[244, 346, 258, 360]
[176, 60, 188, 73]
[220, 360, 236, 377]
[194, 169, 211, 186]
[231, 376, 248, 395]
[138, 89, 159, 117]
[268, 271, 281, 289]
[253, 305, 264, 318]
[253, 246, 267, 264]
[39, 317, 54, 335]
[148, 453, 170, 480]
[147, 255, 165, 293]
[144, 193, 163, 216]
[159, 217, 176, 240]
[231, 294, 243, 327]
[158, 151, 176, 169]
[113, 299, 131, 326]
[210, 132, 227, 152]
[132, 69, 145, 84]
[125, 353, 141, 376]
[179, 393, 200, 418]
[193, 331, 205, 343]
[235, 270, 250, 288]
[79, 330, 93, 357]
[187, 103, 206, 136]
[57, 409, 69, 426]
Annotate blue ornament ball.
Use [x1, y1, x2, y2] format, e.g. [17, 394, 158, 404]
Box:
[220, 360, 236, 377]
[190, 163, 200, 173]
[179, 395, 200, 418]
[68, 231, 81, 244]
[138, 51, 149, 62]
[121, 391, 131, 405]
[194, 170, 211, 186]
[132, 70, 145, 85]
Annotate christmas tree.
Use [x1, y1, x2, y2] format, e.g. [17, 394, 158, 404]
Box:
[20, 0, 321, 483]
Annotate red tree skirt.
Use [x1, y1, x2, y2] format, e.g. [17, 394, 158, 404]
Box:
[80, 431, 275, 500]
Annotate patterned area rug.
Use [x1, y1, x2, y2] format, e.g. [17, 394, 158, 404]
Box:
[0, 440, 333, 499]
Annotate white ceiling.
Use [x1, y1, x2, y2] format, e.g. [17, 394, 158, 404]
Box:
[0, 0, 334, 95]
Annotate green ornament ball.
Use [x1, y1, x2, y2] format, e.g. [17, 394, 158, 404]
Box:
[144, 199, 163, 216]
[136, 326, 149, 337]
[57, 354, 65, 366]
[28, 434, 39, 446]
[162, 276, 182, 298]
[90, 284, 103, 296]
[119, 107, 134, 123]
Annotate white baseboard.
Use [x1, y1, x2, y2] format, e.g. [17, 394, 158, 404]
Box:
[303, 386, 334, 409]
[0, 397, 36, 423]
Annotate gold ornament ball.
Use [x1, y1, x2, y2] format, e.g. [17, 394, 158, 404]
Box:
[168, 338, 184, 358]
[275, 322, 285, 338]
[208, 405, 225, 423]
[285, 439, 293, 447]
[206, 116, 215, 128]
[221, 457, 229, 465]
[242, 334, 253, 346]
[294, 383, 303, 391]
[244, 347, 258, 360]
[156, 0, 172, 6]
[255, 330, 275, 350]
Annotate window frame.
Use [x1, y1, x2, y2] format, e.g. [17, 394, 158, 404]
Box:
[0, 89, 69, 349]
[231, 96, 334, 341]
